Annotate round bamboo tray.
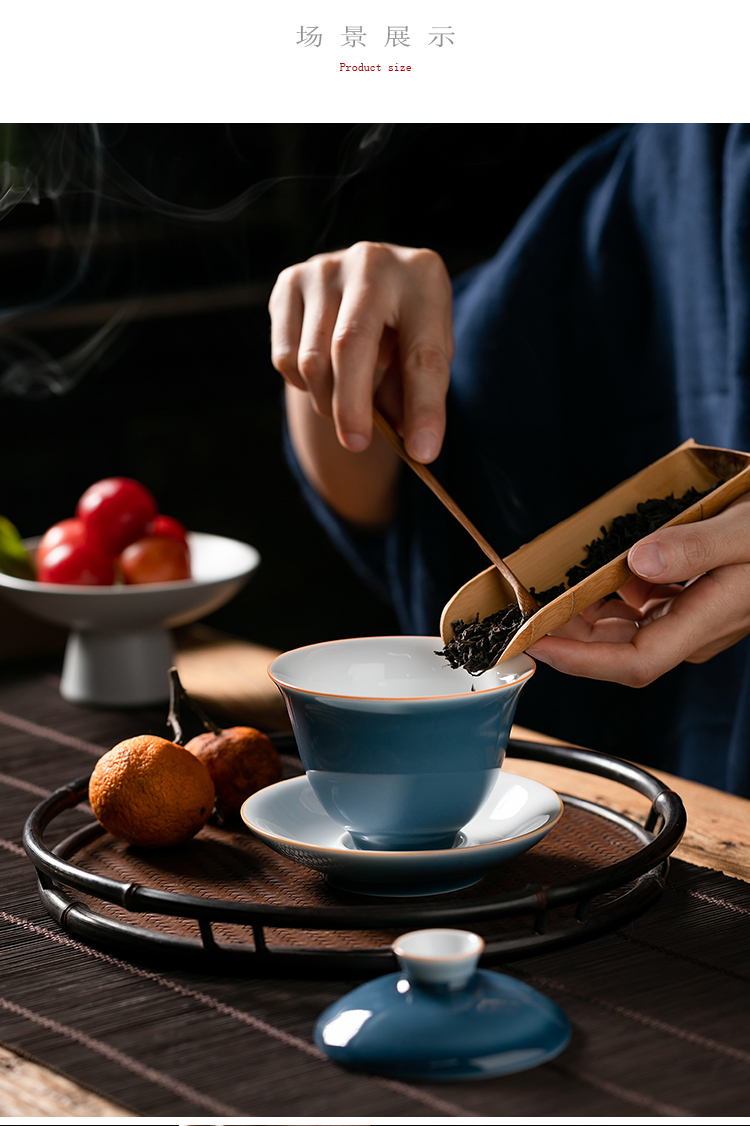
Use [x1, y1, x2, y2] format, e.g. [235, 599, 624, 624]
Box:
[24, 738, 686, 977]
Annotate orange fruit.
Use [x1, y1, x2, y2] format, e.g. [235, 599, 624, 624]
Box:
[89, 734, 215, 847]
[186, 726, 282, 818]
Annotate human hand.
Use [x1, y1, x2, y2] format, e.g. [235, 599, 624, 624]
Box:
[526, 494, 750, 687]
[269, 242, 453, 463]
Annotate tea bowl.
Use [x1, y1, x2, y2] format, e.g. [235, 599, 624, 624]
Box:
[0, 532, 259, 706]
[268, 636, 535, 851]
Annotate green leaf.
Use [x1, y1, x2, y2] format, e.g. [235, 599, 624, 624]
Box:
[0, 516, 35, 580]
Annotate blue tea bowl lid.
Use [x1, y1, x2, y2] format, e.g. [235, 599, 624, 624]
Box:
[314, 928, 571, 1081]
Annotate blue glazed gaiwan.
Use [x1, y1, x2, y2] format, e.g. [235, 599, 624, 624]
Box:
[314, 929, 570, 1081]
[268, 637, 535, 851]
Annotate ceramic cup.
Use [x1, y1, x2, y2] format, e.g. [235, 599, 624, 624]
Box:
[268, 636, 534, 851]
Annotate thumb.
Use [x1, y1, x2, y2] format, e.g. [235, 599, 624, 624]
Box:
[628, 499, 750, 584]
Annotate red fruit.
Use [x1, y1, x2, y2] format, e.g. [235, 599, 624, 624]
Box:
[36, 518, 90, 571]
[145, 514, 188, 544]
[37, 541, 115, 585]
[186, 726, 282, 819]
[119, 537, 191, 584]
[76, 478, 157, 555]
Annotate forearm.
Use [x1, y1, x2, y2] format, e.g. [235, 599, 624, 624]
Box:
[285, 384, 400, 529]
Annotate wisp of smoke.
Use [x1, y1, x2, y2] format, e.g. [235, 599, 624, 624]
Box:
[0, 310, 127, 399]
[0, 123, 398, 398]
[0, 161, 40, 216]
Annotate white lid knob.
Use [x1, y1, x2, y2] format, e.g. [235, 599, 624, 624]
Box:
[392, 928, 484, 989]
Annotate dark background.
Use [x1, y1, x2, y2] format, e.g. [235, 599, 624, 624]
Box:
[0, 124, 614, 654]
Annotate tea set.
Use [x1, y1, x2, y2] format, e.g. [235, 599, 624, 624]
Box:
[243, 633, 569, 1079]
[242, 634, 560, 897]
[244, 635, 556, 890]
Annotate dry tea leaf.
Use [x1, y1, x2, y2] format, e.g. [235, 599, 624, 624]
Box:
[439, 484, 719, 673]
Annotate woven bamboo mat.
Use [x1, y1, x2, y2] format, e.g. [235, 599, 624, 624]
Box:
[2, 656, 750, 1117]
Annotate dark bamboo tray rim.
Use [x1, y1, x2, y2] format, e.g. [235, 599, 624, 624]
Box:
[22, 739, 687, 973]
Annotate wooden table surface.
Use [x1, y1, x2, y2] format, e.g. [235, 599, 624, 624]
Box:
[3, 625, 750, 1117]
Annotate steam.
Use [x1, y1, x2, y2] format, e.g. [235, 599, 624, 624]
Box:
[0, 310, 127, 399]
[0, 162, 39, 216]
[0, 123, 399, 398]
[89, 123, 395, 223]
[314, 124, 396, 248]
[0, 124, 103, 328]
[325, 124, 396, 200]
[100, 160, 294, 224]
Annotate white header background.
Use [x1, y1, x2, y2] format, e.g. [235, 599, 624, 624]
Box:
[5, 0, 750, 122]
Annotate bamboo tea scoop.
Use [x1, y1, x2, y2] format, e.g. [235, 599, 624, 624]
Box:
[372, 409, 539, 617]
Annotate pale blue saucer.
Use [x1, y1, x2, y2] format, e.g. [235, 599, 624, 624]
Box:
[242, 772, 562, 897]
[315, 928, 570, 1079]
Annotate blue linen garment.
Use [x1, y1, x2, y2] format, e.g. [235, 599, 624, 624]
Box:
[285, 124, 750, 794]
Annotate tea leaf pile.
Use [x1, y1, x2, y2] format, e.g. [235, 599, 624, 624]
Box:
[532, 484, 718, 605]
[439, 483, 719, 673]
[440, 604, 528, 676]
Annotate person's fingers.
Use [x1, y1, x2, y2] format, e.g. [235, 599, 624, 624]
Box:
[578, 597, 642, 624]
[396, 252, 453, 463]
[330, 244, 453, 457]
[270, 249, 383, 442]
[270, 243, 453, 456]
[617, 574, 661, 608]
[675, 564, 750, 662]
[547, 608, 641, 645]
[372, 327, 406, 428]
[329, 244, 408, 451]
[527, 563, 750, 686]
[627, 493, 750, 585]
[527, 630, 649, 685]
[616, 574, 687, 614]
[295, 267, 342, 419]
[268, 267, 307, 391]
